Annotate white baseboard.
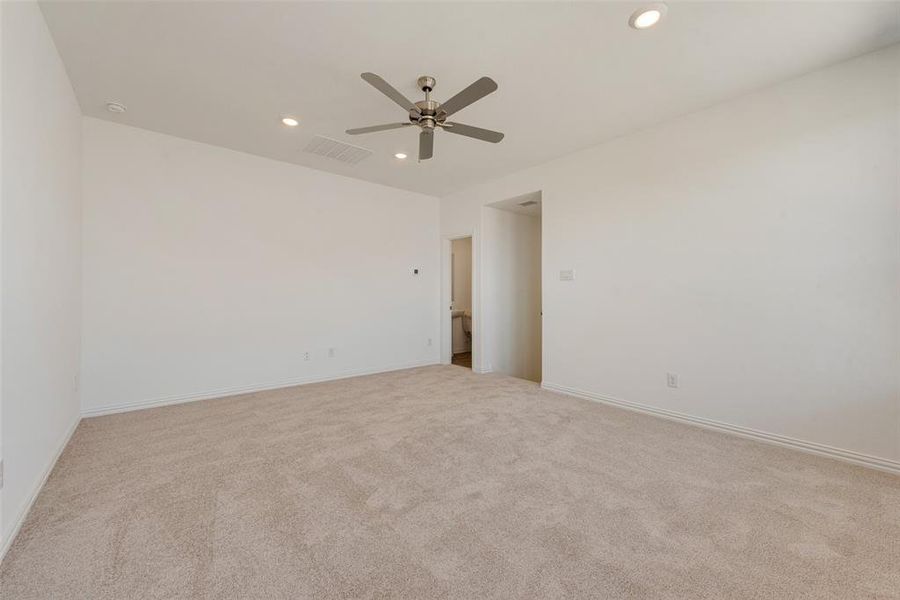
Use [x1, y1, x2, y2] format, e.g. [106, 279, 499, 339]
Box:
[81, 359, 440, 418]
[0, 416, 81, 564]
[541, 382, 900, 476]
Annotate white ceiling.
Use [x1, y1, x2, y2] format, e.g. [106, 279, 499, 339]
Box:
[40, 1, 900, 197]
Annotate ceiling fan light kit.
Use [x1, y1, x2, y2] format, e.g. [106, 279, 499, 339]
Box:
[346, 72, 504, 161]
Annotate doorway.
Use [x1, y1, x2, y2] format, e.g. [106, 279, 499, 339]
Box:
[450, 237, 473, 369]
[483, 192, 542, 382]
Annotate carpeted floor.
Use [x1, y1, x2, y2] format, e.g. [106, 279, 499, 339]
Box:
[1, 366, 898, 599]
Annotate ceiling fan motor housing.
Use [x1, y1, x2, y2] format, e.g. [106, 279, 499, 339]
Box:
[411, 105, 442, 129]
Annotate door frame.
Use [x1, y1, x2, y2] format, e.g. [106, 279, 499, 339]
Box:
[441, 231, 480, 370]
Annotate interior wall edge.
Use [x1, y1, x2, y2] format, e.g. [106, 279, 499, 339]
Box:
[0, 415, 81, 565]
[80, 116, 445, 202]
[542, 382, 900, 476]
[81, 359, 439, 419]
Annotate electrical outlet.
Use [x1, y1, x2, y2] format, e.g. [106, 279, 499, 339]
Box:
[667, 372, 679, 388]
[304, 352, 310, 361]
[328, 348, 336, 358]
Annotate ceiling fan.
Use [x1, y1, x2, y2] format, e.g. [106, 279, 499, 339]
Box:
[346, 73, 504, 161]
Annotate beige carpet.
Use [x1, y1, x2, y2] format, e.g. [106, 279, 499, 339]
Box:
[1, 366, 898, 599]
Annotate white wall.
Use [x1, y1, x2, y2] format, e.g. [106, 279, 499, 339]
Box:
[1, 1, 83, 550]
[482, 207, 541, 382]
[451, 237, 472, 354]
[81, 118, 440, 414]
[441, 45, 900, 465]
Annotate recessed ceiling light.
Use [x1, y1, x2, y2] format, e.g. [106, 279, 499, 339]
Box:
[281, 116, 300, 127]
[394, 153, 407, 160]
[106, 102, 126, 113]
[629, 4, 667, 29]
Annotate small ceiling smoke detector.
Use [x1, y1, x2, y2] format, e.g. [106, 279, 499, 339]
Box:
[281, 116, 300, 127]
[394, 153, 407, 160]
[629, 4, 667, 29]
[106, 102, 126, 113]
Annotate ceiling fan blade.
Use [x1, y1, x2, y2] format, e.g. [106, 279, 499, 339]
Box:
[439, 77, 498, 117]
[442, 122, 504, 143]
[361, 72, 420, 113]
[419, 130, 434, 160]
[345, 123, 412, 135]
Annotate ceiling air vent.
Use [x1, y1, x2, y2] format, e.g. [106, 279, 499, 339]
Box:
[303, 136, 372, 165]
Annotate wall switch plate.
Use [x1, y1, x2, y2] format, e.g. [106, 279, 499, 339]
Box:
[559, 269, 575, 281]
[667, 372, 679, 388]
[427, 338, 432, 346]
